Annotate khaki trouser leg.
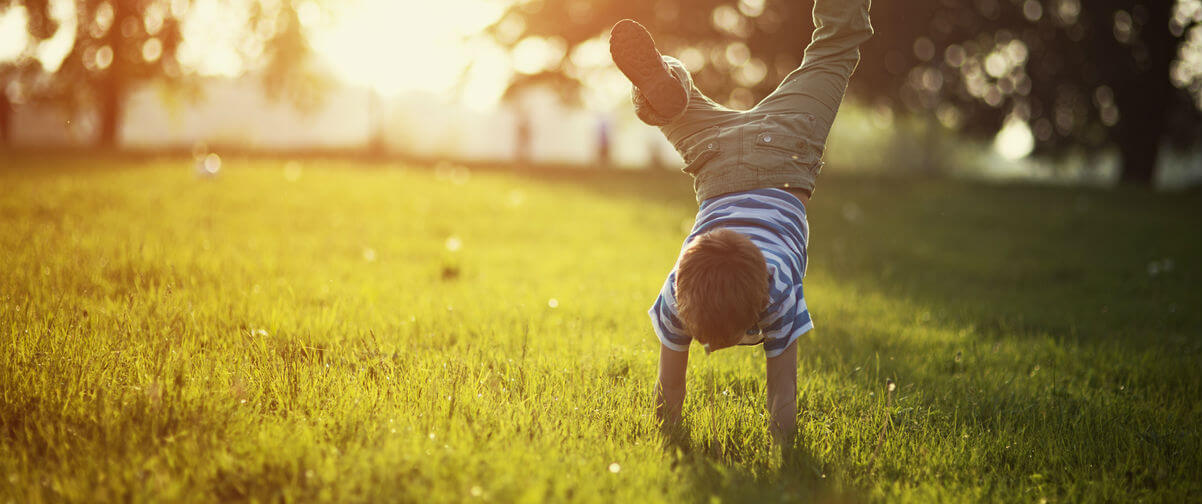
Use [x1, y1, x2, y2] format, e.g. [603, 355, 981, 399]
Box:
[751, 0, 873, 148]
[628, 0, 872, 201]
[632, 57, 745, 153]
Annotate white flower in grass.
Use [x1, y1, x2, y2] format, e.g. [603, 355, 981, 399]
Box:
[608, 462, 621, 473]
[445, 236, 463, 252]
[284, 161, 302, 182]
[196, 153, 221, 176]
[548, 298, 559, 309]
[507, 190, 526, 207]
[841, 201, 863, 222]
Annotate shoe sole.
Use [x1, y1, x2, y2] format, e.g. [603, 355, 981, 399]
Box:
[609, 20, 687, 119]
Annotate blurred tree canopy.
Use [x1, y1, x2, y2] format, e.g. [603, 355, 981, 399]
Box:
[0, 0, 326, 147]
[489, 0, 1202, 183]
[0, 0, 55, 144]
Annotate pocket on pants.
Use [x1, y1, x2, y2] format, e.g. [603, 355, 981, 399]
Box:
[680, 126, 722, 175]
[751, 131, 822, 177]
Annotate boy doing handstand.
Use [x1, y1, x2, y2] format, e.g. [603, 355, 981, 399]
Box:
[609, 0, 872, 443]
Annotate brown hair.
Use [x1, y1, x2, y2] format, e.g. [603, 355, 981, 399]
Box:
[675, 228, 769, 350]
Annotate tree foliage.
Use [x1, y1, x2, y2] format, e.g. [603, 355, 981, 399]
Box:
[0, 0, 55, 143]
[489, 0, 1202, 182]
[0, 0, 327, 147]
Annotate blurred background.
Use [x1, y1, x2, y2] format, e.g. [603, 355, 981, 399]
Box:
[1, 0, 1200, 188]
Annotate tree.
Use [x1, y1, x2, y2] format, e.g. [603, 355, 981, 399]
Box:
[0, 0, 55, 146]
[854, 0, 1199, 183]
[0, 0, 326, 148]
[488, 0, 1202, 184]
[0, 57, 38, 146]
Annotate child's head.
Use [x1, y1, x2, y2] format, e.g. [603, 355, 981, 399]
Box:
[675, 228, 769, 351]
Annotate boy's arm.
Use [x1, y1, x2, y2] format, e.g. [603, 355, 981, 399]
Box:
[765, 339, 799, 444]
[655, 343, 689, 426]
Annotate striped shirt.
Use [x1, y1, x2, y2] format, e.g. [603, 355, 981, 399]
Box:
[649, 188, 812, 358]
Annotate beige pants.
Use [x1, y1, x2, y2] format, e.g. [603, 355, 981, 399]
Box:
[632, 0, 873, 201]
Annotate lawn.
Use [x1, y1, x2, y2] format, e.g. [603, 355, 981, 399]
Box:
[1, 155, 1199, 503]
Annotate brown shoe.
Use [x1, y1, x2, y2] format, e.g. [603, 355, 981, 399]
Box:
[609, 19, 687, 119]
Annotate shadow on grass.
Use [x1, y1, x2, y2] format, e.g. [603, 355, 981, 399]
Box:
[657, 424, 863, 504]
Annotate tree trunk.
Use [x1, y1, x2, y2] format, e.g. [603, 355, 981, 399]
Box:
[96, 81, 123, 149]
[95, 0, 128, 150]
[1114, 0, 1174, 185]
[1117, 128, 1158, 184]
[0, 90, 10, 147]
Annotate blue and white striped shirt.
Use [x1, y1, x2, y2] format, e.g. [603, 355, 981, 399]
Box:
[649, 188, 812, 358]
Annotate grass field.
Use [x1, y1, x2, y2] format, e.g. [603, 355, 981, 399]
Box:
[1, 155, 1199, 503]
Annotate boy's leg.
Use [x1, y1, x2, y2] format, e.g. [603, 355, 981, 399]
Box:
[648, 57, 743, 146]
[610, 20, 688, 121]
[751, 0, 873, 137]
[610, 20, 741, 145]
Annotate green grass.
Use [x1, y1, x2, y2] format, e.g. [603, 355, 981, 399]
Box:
[1, 155, 1199, 503]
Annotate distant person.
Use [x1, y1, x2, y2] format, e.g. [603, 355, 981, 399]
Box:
[647, 135, 666, 171]
[596, 115, 612, 168]
[515, 111, 532, 166]
[609, 0, 872, 444]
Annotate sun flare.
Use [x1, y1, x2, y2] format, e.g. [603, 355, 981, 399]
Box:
[312, 0, 507, 101]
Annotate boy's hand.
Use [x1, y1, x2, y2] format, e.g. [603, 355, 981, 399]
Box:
[766, 340, 799, 445]
[655, 343, 689, 427]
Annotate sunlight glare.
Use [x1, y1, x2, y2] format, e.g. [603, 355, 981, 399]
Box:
[313, 0, 507, 99]
[177, 0, 249, 77]
[994, 115, 1035, 160]
[35, 0, 78, 72]
[0, 7, 28, 62]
